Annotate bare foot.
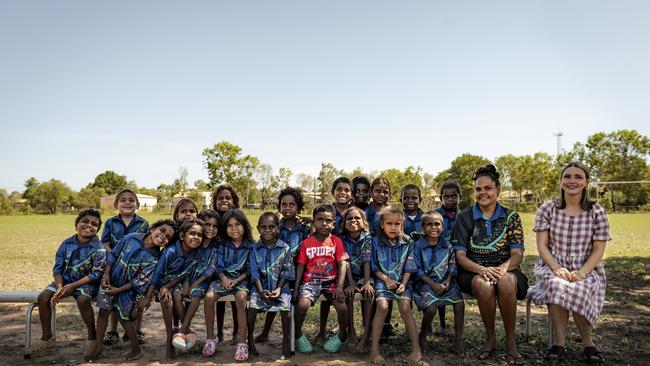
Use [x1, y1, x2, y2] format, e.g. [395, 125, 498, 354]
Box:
[355, 338, 369, 353]
[254, 333, 269, 343]
[418, 333, 427, 351]
[165, 345, 176, 360]
[86, 345, 103, 362]
[250, 345, 260, 357]
[370, 353, 386, 364]
[477, 337, 495, 360]
[453, 337, 464, 355]
[348, 334, 360, 347]
[406, 350, 422, 363]
[125, 348, 143, 361]
[230, 334, 240, 345]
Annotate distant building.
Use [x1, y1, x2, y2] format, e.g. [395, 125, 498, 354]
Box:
[100, 193, 158, 212]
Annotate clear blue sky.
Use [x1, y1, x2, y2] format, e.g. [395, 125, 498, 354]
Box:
[1, 1, 649, 192]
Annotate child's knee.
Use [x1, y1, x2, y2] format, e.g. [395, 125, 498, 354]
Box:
[76, 295, 92, 308]
[375, 300, 389, 312]
[38, 290, 53, 304]
[397, 301, 411, 315]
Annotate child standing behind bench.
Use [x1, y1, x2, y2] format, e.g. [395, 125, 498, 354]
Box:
[35, 209, 106, 357]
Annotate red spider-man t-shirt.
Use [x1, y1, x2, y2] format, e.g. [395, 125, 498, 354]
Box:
[297, 234, 349, 283]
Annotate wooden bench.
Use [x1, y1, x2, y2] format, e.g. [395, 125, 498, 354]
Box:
[0, 290, 236, 359]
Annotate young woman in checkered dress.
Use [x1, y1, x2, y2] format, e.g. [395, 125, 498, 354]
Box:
[532, 162, 610, 364]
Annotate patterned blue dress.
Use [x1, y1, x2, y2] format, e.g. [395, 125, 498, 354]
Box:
[46, 235, 106, 298]
[151, 240, 199, 288]
[412, 236, 463, 310]
[371, 235, 417, 300]
[340, 231, 372, 283]
[208, 239, 253, 295]
[249, 239, 295, 312]
[96, 233, 161, 319]
[101, 214, 149, 249]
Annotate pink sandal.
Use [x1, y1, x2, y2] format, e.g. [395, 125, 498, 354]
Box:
[202, 338, 217, 357]
[234, 342, 249, 361]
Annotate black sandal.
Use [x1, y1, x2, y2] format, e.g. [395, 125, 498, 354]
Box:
[583, 346, 604, 364]
[544, 345, 566, 361]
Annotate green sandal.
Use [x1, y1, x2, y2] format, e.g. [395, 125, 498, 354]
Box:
[323, 332, 347, 353]
[295, 334, 313, 353]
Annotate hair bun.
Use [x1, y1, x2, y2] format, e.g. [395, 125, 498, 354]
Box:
[473, 164, 501, 183]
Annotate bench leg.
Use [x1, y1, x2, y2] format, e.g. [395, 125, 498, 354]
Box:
[51, 305, 56, 340]
[24, 303, 36, 359]
[547, 311, 553, 348]
[290, 304, 295, 355]
[525, 298, 531, 338]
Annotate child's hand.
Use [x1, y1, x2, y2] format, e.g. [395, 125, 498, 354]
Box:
[159, 287, 172, 303]
[334, 286, 345, 303]
[432, 283, 446, 295]
[105, 286, 119, 296]
[386, 278, 400, 291]
[345, 284, 357, 298]
[101, 273, 111, 288]
[268, 288, 281, 299]
[223, 278, 235, 291]
[136, 297, 151, 312]
[361, 282, 375, 299]
[181, 282, 190, 297]
[396, 283, 406, 295]
[291, 289, 299, 305]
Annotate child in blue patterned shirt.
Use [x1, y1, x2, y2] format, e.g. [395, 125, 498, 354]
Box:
[89, 219, 176, 362]
[401, 184, 424, 239]
[101, 189, 150, 346]
[412, 211, 464, 355]
[247, 212, 295, 359]
[203, 209, 254, 361]
[142, 219, 202, 360]
[340, 206, 374, 351]
[255, 187, 310, 343]
[369, 206, 421, 364]
[35, 209, 106, 357]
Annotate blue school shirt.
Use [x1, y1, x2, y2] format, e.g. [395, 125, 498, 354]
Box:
[278, 220, 310, 255]
[412, 236, 456, 283]
[340, 231, 372, 279]
[331, 204, 349, 234]
[101, 214, 149, 249]
[107, 233, 161, 292]
[190, 239, 219, 282]
[150, 240, 198, 287]
[249, 239, 295, 291]
[371, 235, 417, 284]
[403, 209, 424, 237]
[365, 204, 382, 235]
[435, 207, 458, 242]
[215, 239, 254, 280]
[53, 235, 106, 285]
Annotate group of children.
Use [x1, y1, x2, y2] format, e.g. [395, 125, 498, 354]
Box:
[34, 178, 467, 364]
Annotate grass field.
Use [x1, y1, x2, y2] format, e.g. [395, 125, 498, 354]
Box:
[0, 211, 648, 365]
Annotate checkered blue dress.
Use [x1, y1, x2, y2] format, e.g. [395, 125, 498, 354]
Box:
[531, 200, 611, 326]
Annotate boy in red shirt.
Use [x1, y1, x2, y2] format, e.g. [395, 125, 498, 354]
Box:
[293, 204, 349, 354]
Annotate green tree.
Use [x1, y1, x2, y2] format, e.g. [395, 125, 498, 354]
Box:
[23, 177, 38, 206]
[296, 173, 315, 192]
[573, 130, 650, 211]
[31, 179, 74, 214]
[0, 189, 13, 214]
[71, 187, 106, 210]
[379, 166, 424, 202]
[194, 179, 210, 191]
[202, 141, 260, 205]
[256, 164, 279, 206]
[277, 167, 293, 189]
[171, 167, 189, 197]
[317, 163, 345, 203]
[434, 154, 491, 209]
[88, 171, 128, 195]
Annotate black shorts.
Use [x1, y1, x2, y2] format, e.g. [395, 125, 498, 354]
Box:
[457, 267, 529, 300]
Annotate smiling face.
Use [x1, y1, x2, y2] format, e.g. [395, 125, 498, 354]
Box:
[354, 183, 369, 206]
[441, 188, 460, 210]
[115, 192, 139, 217]
[182, 224, 204, 250]
[203, 217, 219, 241]
[422, 216, 444, 242]
[313, 211, 335, 238]
[257, 216, 279, 244]
[76, 215, 101, 240]
[150, 224, 175, 248]
[371, 183, 390, 206]
[343, 208, 365, 235]
[380, 213, 403, 242]
[561, 166, 588, 197]
[401, 188, 421, 214]
[226, 217, 244, 244]
[474, 176, 499, 209]
[280, 194, 298, 220]
[215, 189, 234, 213]
[175, 202, 198, 223]
[332, 182, 352, 206]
